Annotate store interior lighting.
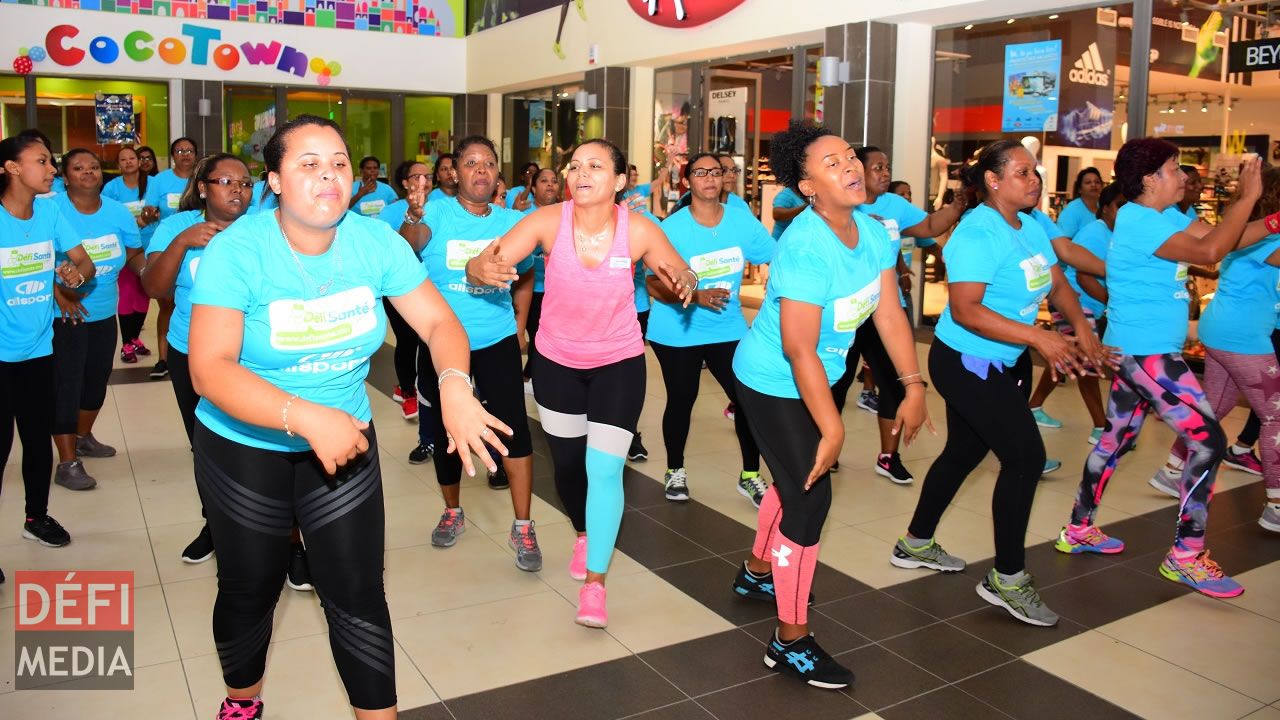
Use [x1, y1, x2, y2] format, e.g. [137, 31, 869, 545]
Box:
[817, 56, 851, 86]
[1006, 18, 1015, 24]
[574, 90, 598, 113]
[963, 23, 974, 30]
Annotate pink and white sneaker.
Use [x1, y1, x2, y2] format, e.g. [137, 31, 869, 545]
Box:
[119, 342, 137, 364]
[569, 535, 587, 581]
[216, 696, 264, 719]
[575, 581, 608, 628]
[130, 337, 151, 356]
[1223, 446, 1263, 476]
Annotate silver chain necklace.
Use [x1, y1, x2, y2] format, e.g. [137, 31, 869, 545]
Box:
[574, 223, 611, 254]
[281, 222, 343, 297]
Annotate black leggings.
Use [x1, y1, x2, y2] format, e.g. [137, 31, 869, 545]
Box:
[0, 355, 55, 519]
[417, 334, 532, 486]
[384, 299, 417, 395]
[524, 291, 544, 379]
[650, 340, 759, 471]
[909, 342, 1044, 575]
[736, 381, 830, 546]
[52, 317, 117, 435]
[194, 421, 395, 710]
[168, 349, 206, 521]
[832, 321, 904, 421]
[1236, 328, 1280, 446]
[118, 312, 146, 346]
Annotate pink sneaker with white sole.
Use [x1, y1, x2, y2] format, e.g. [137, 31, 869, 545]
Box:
[575, 581, 608, 628]
[569, 535, 587, 580]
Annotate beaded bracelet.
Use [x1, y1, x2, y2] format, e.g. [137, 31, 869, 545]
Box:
[438, 368, 474, 390]
[282, 394, 299, 437]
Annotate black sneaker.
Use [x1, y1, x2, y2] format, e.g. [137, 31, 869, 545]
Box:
[763, 632, 855, 689]
[407, 443, 434, 465]
[149, 359, 169, 379]
[23, 515, 71, 548]
[181, 524, 214, 564]
[731, 562, 815, 605]
[627, 433, 648, 462]
[875, 452, 914, 485]
[286, 543, 313, 591]
[1, 566, 6, 584]
[488, 464, 509, 490]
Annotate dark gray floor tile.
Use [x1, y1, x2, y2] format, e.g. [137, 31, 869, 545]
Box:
[696, 673, 868, 719]
[108, 365, 164, 386]
[639, 629, 773, 698]
[816, 591, 937, 642]
[1203, 481, 1268, 534]
[397, 702, 455, 720]
[1026, 542, 1124, 590]
[616, 511, 715, 569]
[1204, 520, 1280, 573]
[742, 609, 872, 656]
[625, 466, 671, 509]
[882, 566, 987, 620]
[834, 643, 946, 712]
[878, 686, 1014, 720]
[654, 557, 778, 627]
[643, 502, 755, 555]
[1045, 562, 1187, 629]
[445, 656, 684, 720]
[880, 622, 1016, 683]
[1084, 514, 1179, 559]
[949, 604, 1088, 656]
[958, 660, 1142, 720]
[623, 700, 716, 719]
[811, 562, 875, 604]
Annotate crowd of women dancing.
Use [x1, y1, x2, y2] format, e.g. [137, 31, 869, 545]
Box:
[1, 115, 1277, 717]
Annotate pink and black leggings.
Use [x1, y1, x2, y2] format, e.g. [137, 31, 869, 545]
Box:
[1071, 353, 1226, 550]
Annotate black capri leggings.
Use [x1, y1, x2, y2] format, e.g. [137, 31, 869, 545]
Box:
[832, 321, 903, 421]
[166, 349, 200, 445]
[524, 291, 544, 379]
[0, 355, 55, 519]
[52, 317, 117, 435]
[909, 342, 1044, 575]
[649, 339, 759, 472]
[417, 334, 532, 486]
[118, 312, 146, 347]
[194, 420, 395, 710]
[383, 299, 417, 396]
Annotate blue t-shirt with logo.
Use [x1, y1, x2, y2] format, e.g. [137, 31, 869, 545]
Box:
[936, 205, 1058, 364]
[52, 194, 142, 323]
[0, 198, 81, 361]
[428, 188, 450, 203]
[1199, 234, 1280, 355]
[860, 192, 929, 308]
[734, 208, 893, 398]
[146, 210, 208, 353]
[249, 180, 278, 214]
[1056, 197, 1095, 239]
[770, 186, 806, 241]
[1029, 208, 1066, 241]
[650, 206, 774, 347]
[143, 169, 191, 223]
[1183, 204, 1199, 222]
[1064, 219, 1110, 317]
[191, 210, 427, 451]
[1104, 203, 1196, 355]
[421, 196, 532, 351]
[351, 181, 399, 218]
[376, 198, 411, 231]
[102, 176, 155, 250]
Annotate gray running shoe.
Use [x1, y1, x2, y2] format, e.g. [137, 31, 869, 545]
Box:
[75, 432, 116, 458]
[1259, 504, 1280, 533]
[431, 508, 465, 548]
[509, 521, 543, 572]
[1148, 464, 1181, 499]
[890, 537, 966, 572]
[664, 468, 690, 502]
[737, 473, 769, 509]
[976, 569, 1059, 627]
[55, 460, 97, 491]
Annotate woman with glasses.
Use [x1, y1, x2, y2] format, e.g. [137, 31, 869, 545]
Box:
[103, 146, 155, 363]
[136, 146, 159, 178]
[143, 137, 199, 381]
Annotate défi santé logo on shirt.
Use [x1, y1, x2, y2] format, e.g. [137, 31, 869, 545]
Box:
[446, 239, 494, 271]
[690, 247, 744, 280]
[2, 242, 55, 279]
[833, 278, 880, 332]
[1069, 43, 1111, 86]
[268, 287, 377, 351]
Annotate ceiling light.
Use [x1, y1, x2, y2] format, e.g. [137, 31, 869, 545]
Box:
[1006, 18, 1015, 24]
[964, 23, 974, 30]
[1200, 101, 1208, 112]
[1180, 105, 1188, 113]
[1048, 14, 1059, 19]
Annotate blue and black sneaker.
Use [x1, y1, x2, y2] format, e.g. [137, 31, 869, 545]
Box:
[731, 562, 815, 605]
[763, 631, 854, 690]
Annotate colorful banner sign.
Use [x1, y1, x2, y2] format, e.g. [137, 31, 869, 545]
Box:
[1049, 16, 1116, 150]
[95, 93, 137, 144]
[528, 100, 546, 149]
[1001, 40, 1062, 133]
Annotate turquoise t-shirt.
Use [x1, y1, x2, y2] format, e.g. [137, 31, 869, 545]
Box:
[351, 181, 399, 218]
[52, 194, 142, 323]
[935, 205, 1058, 364]
[1183, 204, 1199, 222]
[249, 180, 278, 214]
[146, 210, 207, 353]
[1029, 208, 1066, 240]
[1056, 197, 1096, 239]
[1199, 234, 1280, 355]
[0, 198, 81, 361]
[142, 169, 191, 222]
[36, 176, 67, 199]
[770, 187, 806, 241]
[102, 176, 155, 250]
[634, 262, 651, 314]
[421, 196, 531, 351]
[1103, 203, 1195, 355]
[650, 206, 775, 346]
[428, 188, 450, 203]
[191, 210, 427, 451]
[860, 192, 929, 308]
[1064, 219, 1110, 317]
[376, 199, 411, 233]
[733, 208, 893, 398]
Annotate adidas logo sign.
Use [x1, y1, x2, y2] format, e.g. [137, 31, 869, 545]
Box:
[1069, 43, 1111, 86]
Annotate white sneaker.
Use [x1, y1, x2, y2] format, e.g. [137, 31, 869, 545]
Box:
[1260, 504, 1280, 533]
[1148, 464, 1181, 499]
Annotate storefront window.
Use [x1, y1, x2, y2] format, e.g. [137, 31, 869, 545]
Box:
[346, 95, 392, 176]
[0, 75, 26, 139]
[404, 95, 453, 170]
[654, 67, 695, 213]
[287, 90, 344, 124]
[225, 85, 276, 179]
[502, 85, 582, 183]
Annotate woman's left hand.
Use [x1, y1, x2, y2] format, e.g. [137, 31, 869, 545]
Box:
[438, 378, 513, 477]
[657, 262, 697, 308]
[891, 385, 934, 446]
[53, 285, 87, 324]
[1075, 330, 1121, 372]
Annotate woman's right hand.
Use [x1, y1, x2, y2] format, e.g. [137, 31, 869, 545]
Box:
[1237, 155, 1263, 203]
[805, 424, 844, 490]
[438, 379, 513, 477]
[141, 206, 160, 226]
[178, 220, 226, 250]
[466, 241, 520, 288]
[1032, 327, 1085, 381]
[694, 287, 729, 311]
[406, 175, 427, 221]
[53, 284, 87, 324]
[295, 401, 371, 476]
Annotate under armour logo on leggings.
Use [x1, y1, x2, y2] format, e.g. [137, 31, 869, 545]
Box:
[771, 544, 793, 567]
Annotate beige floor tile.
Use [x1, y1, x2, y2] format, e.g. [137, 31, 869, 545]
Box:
[164, 576, 328, 659]
[383, 539, 548, 620]
[812, 524, 917, 589]
[1242, 706, 1280, 719]
[393, 589, 631, 699]
[826, 468, 926, 528]
[0, 474, 147, 544]
[576, 570, 735, 654]
[0, 659, 196, 718]
[1025, 630, 1263, 720]
[136, 475, 205, 529]
[148, 520, 219, 584]
[0, 528, 160, 609]
[443, 479, 570, 536]
[855, 505, 1005, 565]
[1227, 563, 1280, 623]
[492, 520, 649, 595]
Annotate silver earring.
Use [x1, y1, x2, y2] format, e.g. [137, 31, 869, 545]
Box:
[200, 193, 207, 199]
[992, 184, 999, 190]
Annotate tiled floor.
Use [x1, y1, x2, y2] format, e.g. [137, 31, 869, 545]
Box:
[1, 322, 1278, 719]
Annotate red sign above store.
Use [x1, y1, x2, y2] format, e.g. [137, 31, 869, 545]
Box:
[628, 0, 746, 28]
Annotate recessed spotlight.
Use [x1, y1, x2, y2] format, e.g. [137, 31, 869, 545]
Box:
[964, 23, 974, 30]
[1006, 18, 1015, 24]
[1048, 14, 1059, 19]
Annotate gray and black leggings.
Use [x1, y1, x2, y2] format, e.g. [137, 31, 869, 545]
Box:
[832, 321, 904, 421]
[649, 339, 759, 472]
[0, 355, 55, 520]
[193, 421, 396, 710]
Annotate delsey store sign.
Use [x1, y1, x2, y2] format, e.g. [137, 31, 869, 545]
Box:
[1229, 37, 1280, 73]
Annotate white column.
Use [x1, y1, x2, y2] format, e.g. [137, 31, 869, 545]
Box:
[629, 66, 655, 183]
[167, 79, 184, 158]
[487, 92, 502, 146]
[892, 21, 934, 325]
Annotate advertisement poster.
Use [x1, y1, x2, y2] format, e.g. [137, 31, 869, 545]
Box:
[94, 93, 136, 145]
[469, 0, 564, 32]
[1001, 40, 1062, 133]
[707, 86, 747, 155]
[1049, 18, 1116, 149]
[528, 100, 547, 150]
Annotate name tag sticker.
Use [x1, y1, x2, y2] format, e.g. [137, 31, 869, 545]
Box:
[609, 256, 631, 269]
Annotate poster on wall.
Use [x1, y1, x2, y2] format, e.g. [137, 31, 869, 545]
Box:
[469, 0, 565, 32]
[1001, 40, 1062, 133]
[94, 93, 136, 145]
[1049, 17, 1116, 149]
[529, 101, 547, 150]
[707, 87, 747, 155]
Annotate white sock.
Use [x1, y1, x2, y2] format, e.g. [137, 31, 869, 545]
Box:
[514, 518, 531, 528]
[1230, 443, 1251, 455]
[1165, 453, 1185, 470]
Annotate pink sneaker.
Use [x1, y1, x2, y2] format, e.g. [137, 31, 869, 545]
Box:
[575, 581, 607, 628]
[1223, 447, 1263, 476]
[119, 342, 137, 364]
[569, 535, 587, 580]
[130, 337, 151, 356]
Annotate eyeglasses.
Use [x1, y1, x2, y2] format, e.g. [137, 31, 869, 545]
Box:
[173, 148, 195, 156]
[689, 168, 724, 178]
[407, 173, 429, 182]
[719, 167, 741, 175]
[208, 177, 253, 189]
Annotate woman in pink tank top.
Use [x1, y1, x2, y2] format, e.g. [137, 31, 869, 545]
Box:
[466, 138, 695, 629]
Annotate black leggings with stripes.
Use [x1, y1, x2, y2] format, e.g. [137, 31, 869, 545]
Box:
[193, 420, 395, 710]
